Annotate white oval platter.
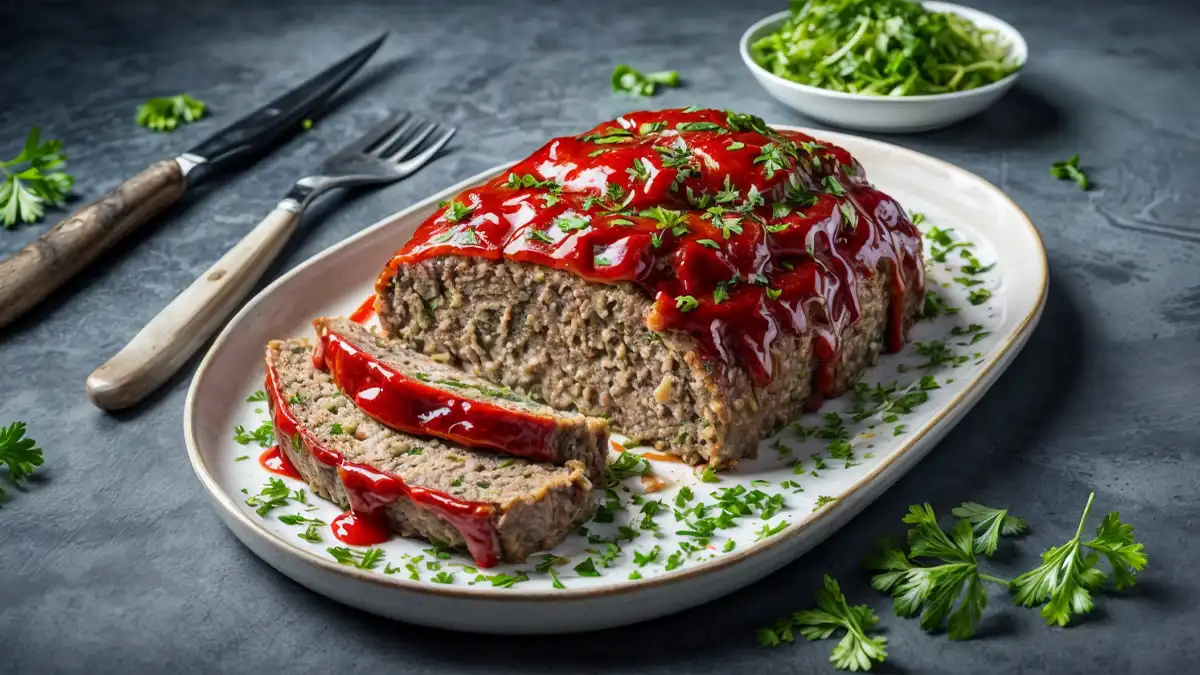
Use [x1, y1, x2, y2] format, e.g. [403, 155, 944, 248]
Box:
[184, 126, 1047, 634]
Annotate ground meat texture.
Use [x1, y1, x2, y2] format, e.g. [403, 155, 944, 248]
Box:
[313, 317, 609, 483]
[265, 339, 596, 564]
[376, 256, 920, 468]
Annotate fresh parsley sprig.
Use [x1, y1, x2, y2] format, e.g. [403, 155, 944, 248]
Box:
[611, 65, 681, 97]
[866, 505, 1006, 640]
[135, 94, 208, 132]
[0, 422, 44, 500]
[0, 129, 73, 228]
[758, 575, 888, 672]
[1011, 492, 1147, 626]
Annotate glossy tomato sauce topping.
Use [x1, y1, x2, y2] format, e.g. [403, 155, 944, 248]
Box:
[380, 108, 923, 390]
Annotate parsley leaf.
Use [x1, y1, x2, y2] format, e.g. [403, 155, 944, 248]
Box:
[233, 420, 274, 448]
[951, 502, 1027, 556]
[0, 128, 74, 228]
[327, 546, 384, 570]
[0, 421, 43, 499]
[789, 575, 888, 671]
[135, 94, 208, 132]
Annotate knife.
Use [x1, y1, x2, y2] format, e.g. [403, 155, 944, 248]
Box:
[0, 33, 387, 330]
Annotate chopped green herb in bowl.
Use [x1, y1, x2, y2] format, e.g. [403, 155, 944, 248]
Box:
[750, 0, 1020, 96]
[739, 1, 1027, 132]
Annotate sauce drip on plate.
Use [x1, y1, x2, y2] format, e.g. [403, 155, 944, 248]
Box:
[259, 445, 302, 480]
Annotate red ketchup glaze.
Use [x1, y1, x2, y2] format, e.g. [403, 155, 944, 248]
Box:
[311, 323, 558, 461]
[377, 108, 924, 392]
[330, 510, 391, 546]
[259, 445, 302, 479]
[264, 358, 501, 567]
[349, 294, 377, 324]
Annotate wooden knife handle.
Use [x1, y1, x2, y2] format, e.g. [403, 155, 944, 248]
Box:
[86, 205, 301, 411]
[0, 159, 186, 329]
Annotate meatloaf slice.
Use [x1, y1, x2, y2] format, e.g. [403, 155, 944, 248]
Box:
[312, 317, 608, 483]
[377, 256, 918, 468]
[265, 338, 595, 567]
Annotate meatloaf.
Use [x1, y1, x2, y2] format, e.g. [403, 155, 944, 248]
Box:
[374, 108, 925, 468]
[265, 338, 595, 567]
[312, 317, 609, 482]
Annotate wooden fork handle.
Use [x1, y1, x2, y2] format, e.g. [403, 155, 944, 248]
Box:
[0, 159, 186, 329]
[86, 205, 300, 411]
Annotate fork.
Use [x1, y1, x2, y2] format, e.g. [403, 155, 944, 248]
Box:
[85, 112, 456, 411]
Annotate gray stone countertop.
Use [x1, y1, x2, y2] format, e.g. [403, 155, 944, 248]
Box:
[1, 0, 1198, 672]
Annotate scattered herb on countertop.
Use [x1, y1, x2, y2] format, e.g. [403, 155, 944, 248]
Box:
[611, 64, 681, 96]
[1011, 493, 1146, 626]
[750, 0, 1021, 96]
[1, 128, 73, 228]
[136, 94, 208, 132]
[1050, 154, 1089, 190]
[764, 495, 1146, 670]
[0, 422, 43, 500]
[759, 575, 888, 672]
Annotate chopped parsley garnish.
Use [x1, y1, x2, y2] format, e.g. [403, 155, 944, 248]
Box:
[327, 546, 384, 570]
[839, 202, 858, 229]
[753, 143, 788, 178]
[676, 121, 723, 132]
[554, 214, 590, 233]
[489, 570, 530, 588]
[504, 173, 558, 190]
[279, 514, 326, 543]
[574, 558, 601, 577]
[699, 466, 720, 483]
[822, 175, 847, 196]
[814, 495, 837, 511]
[967, 288, 991, 305]
[442, 200, 474, 223]
[675, 295, 699, 312]
[244, 477, 305, 517]
[755, 520, 789, 541]
[1050, 154, 1089, 191]
[233, 421, 274, 447]
[914, 340, 968, 369]
[920, 291, 959, 320]
[696, 239, 720, 250]
[527, 228, 554, 244]
[611, 65, 681, 97]
[246, 390, 267, 402]
[638, 121, 667, 135]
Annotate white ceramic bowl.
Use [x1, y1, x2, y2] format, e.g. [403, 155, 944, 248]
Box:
[740, 2, 1027, 133]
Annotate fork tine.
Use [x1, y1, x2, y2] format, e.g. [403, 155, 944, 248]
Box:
[386, 122, 437, 161]
[343, 111, 410, 154]
[368, 117, 421, 156]
[396, 126, 457, 171]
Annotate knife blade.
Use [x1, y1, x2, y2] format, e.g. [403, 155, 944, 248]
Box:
[0, 33, 387, 330]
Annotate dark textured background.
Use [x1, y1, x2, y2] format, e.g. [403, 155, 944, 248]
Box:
[2, 0, 1198, 672]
